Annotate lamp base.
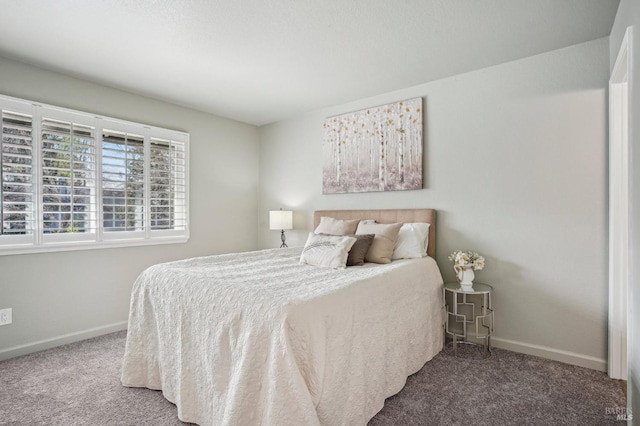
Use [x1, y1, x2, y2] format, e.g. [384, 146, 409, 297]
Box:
[280, 230, 288, 248]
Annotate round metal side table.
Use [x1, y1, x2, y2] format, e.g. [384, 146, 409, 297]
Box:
[443, 282, 494, 359]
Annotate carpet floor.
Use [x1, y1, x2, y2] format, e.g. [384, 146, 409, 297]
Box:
[0, 331, 626, 425]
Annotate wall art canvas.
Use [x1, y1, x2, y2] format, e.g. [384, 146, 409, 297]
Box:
[322, 97, 423, 194]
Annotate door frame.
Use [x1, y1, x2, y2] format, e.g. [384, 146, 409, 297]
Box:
[608, 26, 632, 380]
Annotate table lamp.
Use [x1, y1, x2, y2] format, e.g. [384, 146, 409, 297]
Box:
[269, 209, 293, 248]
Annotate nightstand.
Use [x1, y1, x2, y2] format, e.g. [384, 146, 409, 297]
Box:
[443, 282, 494, 358]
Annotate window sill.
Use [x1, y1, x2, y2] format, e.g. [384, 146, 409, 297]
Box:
[0, 236, 189, 256]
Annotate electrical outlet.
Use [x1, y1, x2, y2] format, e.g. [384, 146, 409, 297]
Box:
[0, 308, 12, 326]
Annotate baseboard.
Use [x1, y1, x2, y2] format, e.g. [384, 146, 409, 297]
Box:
[492, 337, 607, 372]
[0, 325, 608, 372]
[0, 321, 128, 361]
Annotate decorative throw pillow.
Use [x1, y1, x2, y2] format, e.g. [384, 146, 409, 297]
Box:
[346, 234, 375, 266]
[355, 222, 403, 264]
[392, 223, 430, 259]
[299, 233, 357, 269]
[314, 216, 360, 235]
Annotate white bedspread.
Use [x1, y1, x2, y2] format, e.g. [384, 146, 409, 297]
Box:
[121, 247, 443, 426]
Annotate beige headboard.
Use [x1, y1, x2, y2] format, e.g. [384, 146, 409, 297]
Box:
[313, 209, 436, 258]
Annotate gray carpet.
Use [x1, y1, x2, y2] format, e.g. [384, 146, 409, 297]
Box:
[0, 331, 626, 425]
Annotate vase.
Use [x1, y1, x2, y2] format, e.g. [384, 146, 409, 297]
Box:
[455, 265, 475, 292]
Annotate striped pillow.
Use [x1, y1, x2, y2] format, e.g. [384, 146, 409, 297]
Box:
[299, 233, 357, 269]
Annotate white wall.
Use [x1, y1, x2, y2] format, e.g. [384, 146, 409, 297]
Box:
[0, 56, 260, 359]
[259, 38, 610, 370]
[610, 0, 639, 416]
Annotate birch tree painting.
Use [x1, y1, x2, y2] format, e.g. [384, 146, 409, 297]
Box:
[322, 97, 423, 194]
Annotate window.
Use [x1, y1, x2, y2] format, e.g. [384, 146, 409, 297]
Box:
[149, 137, 187, 234]
[0, 94, 189, 255]
[101, 127, 145, 236]
[1, 107, 34, 244]
[41, 111, 97, 242]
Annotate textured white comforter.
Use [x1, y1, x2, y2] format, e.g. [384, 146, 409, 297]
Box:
[121, 247, 443, 426]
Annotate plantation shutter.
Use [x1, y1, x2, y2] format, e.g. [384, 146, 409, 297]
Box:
[149, 136, 187, 234]
[1, 105, 35, 244]
[101, 126, 145, 238]
[0, 93, 189, 255]
[41, 111, 97, 242]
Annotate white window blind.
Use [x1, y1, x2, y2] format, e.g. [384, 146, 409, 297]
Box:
[1, 107, 35, 244]
[149, 137, 187, 233]
[41, 113, 97, 242]
[101, 129, 145, 236]
[0, 94, 189, 255]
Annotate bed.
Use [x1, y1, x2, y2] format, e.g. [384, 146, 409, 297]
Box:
[121, 209, 444, 426]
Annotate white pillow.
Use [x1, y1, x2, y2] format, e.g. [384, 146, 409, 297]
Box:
[299, 233, 357, 269]
[392, 222, 430, 259]
[314, 216, 360, 235]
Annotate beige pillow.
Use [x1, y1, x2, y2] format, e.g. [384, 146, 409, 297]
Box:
[314, 216, 359, 235]
[356, 222, 402, 264]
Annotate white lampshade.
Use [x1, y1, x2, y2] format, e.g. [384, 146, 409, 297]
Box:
[269, 210, 293, 230]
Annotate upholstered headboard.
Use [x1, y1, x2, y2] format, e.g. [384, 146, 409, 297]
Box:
[313, 209, 436, 258]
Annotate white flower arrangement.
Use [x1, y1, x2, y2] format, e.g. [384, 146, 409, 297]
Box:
[448, 250, 485, 271]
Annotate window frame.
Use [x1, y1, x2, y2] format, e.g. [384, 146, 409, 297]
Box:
[0, 94, 189, 256]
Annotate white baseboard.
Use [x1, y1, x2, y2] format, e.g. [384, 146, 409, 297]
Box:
[0, 321, 128, 361]
[0, 324, 608, 373]
[492, 337, 607, 372]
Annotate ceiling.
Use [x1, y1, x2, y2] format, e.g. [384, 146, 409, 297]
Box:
[0, 0, 619, 126]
